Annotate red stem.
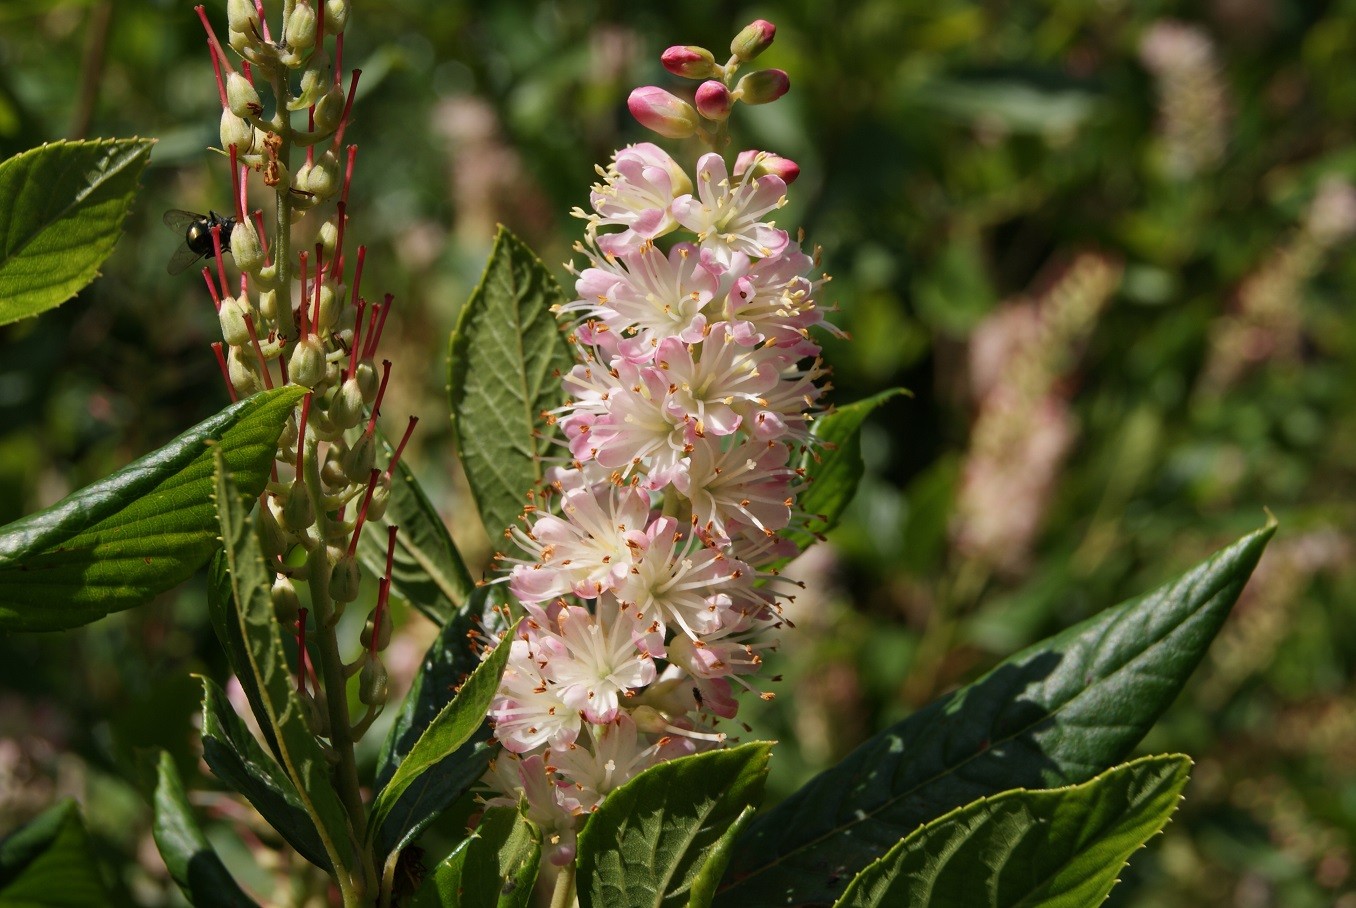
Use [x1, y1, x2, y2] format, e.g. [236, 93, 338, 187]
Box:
[211, 342, 238, 402]
[386, 416, 419, 481]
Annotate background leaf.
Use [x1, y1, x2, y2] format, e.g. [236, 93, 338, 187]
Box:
[834, 755, 1191, 908]
[0, 386, 304, 631]
[150, 749, 260, 908]
[716, 524, 1273, 907]
[0, 800, 109, 907]
[410, 806, 541, 908]
[578, 742, 772, 908]
[447, 226, 574, 541]
[0, 138, 153, 325]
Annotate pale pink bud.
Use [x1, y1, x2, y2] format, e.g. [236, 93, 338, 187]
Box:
[735, 69, 790, 105]
[733, 149, 801, 185]
[730, 19, 776, 62]
[694, 81, 733, 121]
[661, 45, 720, 80]
[627, 86, 700, 138]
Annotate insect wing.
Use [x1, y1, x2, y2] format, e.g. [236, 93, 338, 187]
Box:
[166, 242, 205, 276]
[162, 209, 201, 232]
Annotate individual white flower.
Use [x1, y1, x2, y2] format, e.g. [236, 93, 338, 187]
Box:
[672, 152, 789, 267]
[540, 598, 660, 723]
[487, 634, 581, 753]
[580, 143, 692, 255]
[673, 436, 796, 545]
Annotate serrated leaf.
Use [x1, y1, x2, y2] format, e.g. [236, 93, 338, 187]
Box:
[212, 451, 357, 877]
[410, 806, 541, 908]
[716, 523, 1274, 907]
[578, 742, 772, 908]
[448, 226, 574, 541]
[358, 430, 474, 626]
[833, 754, 1191, 908]
[0, 138, 153, 324]
[151, 750, 261, 908]
[198, 676, 332, 871]
[0, 386, 305, 631]
[0, 800, 108, 907]
[207, 552, 282, 760]
[367, 619, 515, 851]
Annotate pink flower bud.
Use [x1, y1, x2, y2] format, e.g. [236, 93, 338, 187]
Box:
[661, 45, 721, 80]
[694, 80, 733, 121]
[733, 149, 801, 185]
[627, 86, 700, 139]
[730, 19, 776, 62]
[735, 68, 790, 105]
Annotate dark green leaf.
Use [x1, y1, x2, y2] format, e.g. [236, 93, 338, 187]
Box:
[687, 806, 756, 908]
[207, 552, 282, 760]
[410, 806, 541, 908]
[212, 451, 357, 875]
[358, 430, 475, 626]
[0, 387, 305, 631]
[0, 800, 109, 907]
[578, 742, 772, 908]
[833, 755, 1191, 908]
[151, 750, 261, 907]
[198, 676, 333, 871]
[0, 138, 154, 325]
[448, 226, 574, 541]
[717, 523, 1274, 907]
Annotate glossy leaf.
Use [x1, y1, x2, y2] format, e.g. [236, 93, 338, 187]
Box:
[0, 799, 108, 907]
[212, 451, 357, 876]
[578, 742, 772, 908]
[716, 523, 1274, 907]
[834, 755, 1191, 908]
[687, 806, 756, 908]
[151, 750, 260, 908]
[0, 386, 305, 631]
[410, 807, 541, 908]
[0, 138, 153, 325]
[207, 552, 282, 760]
[198, 676, 332, 871]
[447, 226, 574, 541]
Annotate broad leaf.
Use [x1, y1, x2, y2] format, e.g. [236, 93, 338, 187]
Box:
[212, 452, 357, 876]
[358, 430, 475, 626]
[0, 386, 305, 631]
[0, 800, 108, 907]
[367, 620, 514, 850]
[410, 806, 541, 908]
[207, 553, 282, 760]
[833, 754, 1191, 908]
[716, 523, 1274, 906]
[578, 742, 772, 908]
[447, 226, 574, 541]
[0, 138, 153, 325]
[151, 750, 260, 908]
[687, 806, 756, 908]
[198, 676, 333, 871]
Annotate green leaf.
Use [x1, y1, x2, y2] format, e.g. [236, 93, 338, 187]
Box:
[578, 741, 772, 908]
[358, 430, 475, 626]
[0, 138, 153, 325]
[207, 552, 282, 760]
[0, 800, 109, 907]
[687, 806, 756, 908]
[833, 755, 1191, 908]
[716, 523, 1274, 907]
[0, 386, 305, 631]
[212, 451, 357, 876]
[198, 676, 333, 871]
[151, 750, 261, 908]
[448, 226, 574, 541]
[790, 389, 909, 549]
[410, 806, 541, 908]
[367, 618, 515, 850]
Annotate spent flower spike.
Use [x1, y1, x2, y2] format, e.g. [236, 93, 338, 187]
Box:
[481, 18, 834, 866]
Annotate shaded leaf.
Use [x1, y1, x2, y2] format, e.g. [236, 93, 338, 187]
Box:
[207, 552, 282, 760]
[410, 806, 541, 908]
[0, 800, 108, 907]
[687, 806, 756, 908]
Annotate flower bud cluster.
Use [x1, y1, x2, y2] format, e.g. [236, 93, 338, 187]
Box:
[482, 26, 835, 857]
[628, 19, 790, 145]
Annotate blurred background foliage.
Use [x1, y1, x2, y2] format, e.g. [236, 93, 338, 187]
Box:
[1, 0, 1354, 904]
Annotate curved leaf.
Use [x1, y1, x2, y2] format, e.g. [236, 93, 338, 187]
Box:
[410, 806, 541, 908]
[687, 806, 756, 908]
[0, 800, 108, 907]
[0, 386, 305, 631]
[448, 226, 574, 541]
[833, 755, 1191, 908]
[0, 138, 153, 325]
[717, 523, 1274, 907]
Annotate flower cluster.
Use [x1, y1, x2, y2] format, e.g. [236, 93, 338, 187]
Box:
[481, 21, 835, 862]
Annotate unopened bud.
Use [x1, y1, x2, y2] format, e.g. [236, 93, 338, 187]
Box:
[661, 45, 721, 80]
[231, 220, 265, 273]
[733, 149, 800, 185]
[629, 705, 670, 734]
[330, 377, 365, 430]
[220, 110, 254, 154]
[226, 72, 262, 119]
[735, 69, 790, 105]
[627, 87, 699, 139]
[257, 497, 291, 560]
[278, 413, 300, 453]
[288, 337, 327, 388]
[318, 220, 339, 253]
[324, 0, 349, 35]
[229, 27, 255, 56]
[694, 81, 733, 121]
[280, 479, 315, 532]
[258, 287, 280, 321]
[305, 149, 340, 200]
[227, 0, 259, 36]
[218, 296, 253, 347]
[358, 653, 389, 706]
[312, 85, 346, 135]
[313, 284, 339, 332]
[354, 360, 379, 401]
[330, 554, 361, 603]
[226, 345, 257, 396]
[271, 576, 301, 623]
[301, 690, 329, 736]
[731, 19, 776, 62]
[361, 605, 393, 652]
[285, 1, 318, 54]
[290, 62, 330, 112]
[342, 432, 376, 482]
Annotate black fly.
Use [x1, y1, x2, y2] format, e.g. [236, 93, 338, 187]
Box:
[163, 209, 236, 275]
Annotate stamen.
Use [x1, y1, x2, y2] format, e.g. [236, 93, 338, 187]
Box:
[211, 342, 237, 402]
[385, 416, 418, 481]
